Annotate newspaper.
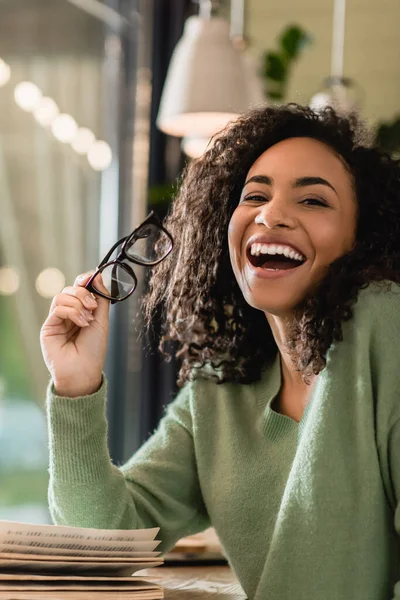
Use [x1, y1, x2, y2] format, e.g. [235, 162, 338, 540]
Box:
[0, 521, 164, 599]
[0, 521, 159, 542]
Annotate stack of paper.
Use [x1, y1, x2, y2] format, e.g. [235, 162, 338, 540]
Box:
[0, 521, 164, 599]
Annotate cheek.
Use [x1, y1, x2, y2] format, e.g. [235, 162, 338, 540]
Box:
[227, 209, 246, 269]
[311, 213, 356, 263]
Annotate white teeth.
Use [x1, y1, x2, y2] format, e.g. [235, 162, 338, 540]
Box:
[249, 243, 305, 261]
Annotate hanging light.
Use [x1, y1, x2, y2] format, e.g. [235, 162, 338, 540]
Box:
[181, 136, 213, 159]
[310, 76, 363, 114]
[309, 0, 362, 114]
[157, 0, 264, 138]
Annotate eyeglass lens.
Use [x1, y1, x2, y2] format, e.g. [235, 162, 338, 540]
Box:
[125, 223, 173, 264]
[97, 263, 136, 300]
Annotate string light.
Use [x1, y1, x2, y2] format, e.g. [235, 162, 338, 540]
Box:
[71, 127, 95, 155]
[87, 140, 113, 171]
[12, 80, 112, 171]
[51, 114, 78, 143]
[14, 82, 42, 112]
[33, 97, 59, 127]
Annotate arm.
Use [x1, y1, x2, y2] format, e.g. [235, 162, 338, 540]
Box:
[385, 420, 400, 599]
[47, 377, 210, 553]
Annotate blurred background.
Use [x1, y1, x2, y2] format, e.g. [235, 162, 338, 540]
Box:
[0, 0, 398, 538]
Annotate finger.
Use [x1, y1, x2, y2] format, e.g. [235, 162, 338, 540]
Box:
[47, 305, 91, 329]
[50, 293, 95, 322]
[88, 272, 110, 297]
[79, 272, 111, 321]
[74, 271, 110, 321]
[58, 286, 98, 311]
[74, 271, 95, 287]
[75, 271, 109, 298]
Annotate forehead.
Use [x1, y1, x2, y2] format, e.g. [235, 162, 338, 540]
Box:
[246, 137, 351, 183]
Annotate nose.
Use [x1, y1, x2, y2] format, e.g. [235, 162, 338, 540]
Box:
[254, 198, 296, 229]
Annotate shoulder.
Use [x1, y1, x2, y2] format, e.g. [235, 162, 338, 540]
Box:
[351, 280, 400, 331]
[163, 374, 227, 423]
[168, 368, 257, 423]
[338, 280, 400, 367]
[348, 281, 400, 427]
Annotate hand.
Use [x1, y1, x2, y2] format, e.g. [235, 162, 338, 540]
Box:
[40, 272, 110, 397]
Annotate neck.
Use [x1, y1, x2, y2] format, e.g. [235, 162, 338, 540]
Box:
[266, 312, 311, 389]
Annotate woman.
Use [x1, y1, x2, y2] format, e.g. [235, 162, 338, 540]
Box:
[41, 104, 400, 600]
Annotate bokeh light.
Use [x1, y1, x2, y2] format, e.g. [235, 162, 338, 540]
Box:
[87, 140, 113, 171]
[35, 268, 65, 298]
[51, 114, 78, 143]
[71, 127, 95, 155]
[0, 267, 20, 295]
[34, 97, 59, 127]
[0, 60, 11, 88]
[14, 82, 42, 112]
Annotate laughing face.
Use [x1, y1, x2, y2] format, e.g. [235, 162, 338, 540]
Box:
[228, 137, 358, 317]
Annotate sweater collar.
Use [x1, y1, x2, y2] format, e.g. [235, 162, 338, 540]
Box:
[256, 352, 317, 441]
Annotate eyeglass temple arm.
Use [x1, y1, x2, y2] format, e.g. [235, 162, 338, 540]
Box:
[98, 235, 129, 268]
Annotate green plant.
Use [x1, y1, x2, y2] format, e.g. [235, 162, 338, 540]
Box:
[148, 182, 177, 215]
[262, 25, 313, 101]
[375, 116, 400, 156]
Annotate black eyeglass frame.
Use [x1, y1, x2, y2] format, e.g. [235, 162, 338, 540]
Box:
[85, 211, 174, 304]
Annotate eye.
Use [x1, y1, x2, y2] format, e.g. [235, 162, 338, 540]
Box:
[301, 198, 328, 207]
[242, 194, 268, 204]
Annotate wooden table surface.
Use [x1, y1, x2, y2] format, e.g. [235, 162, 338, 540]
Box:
[145, 565, 247, 599]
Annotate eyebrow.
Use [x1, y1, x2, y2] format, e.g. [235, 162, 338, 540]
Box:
[245, 174, 338, 195]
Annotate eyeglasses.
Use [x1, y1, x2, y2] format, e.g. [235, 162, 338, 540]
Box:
[85, 211, 174, 304]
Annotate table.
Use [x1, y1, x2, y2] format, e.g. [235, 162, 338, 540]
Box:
[145, 566, 247, 599]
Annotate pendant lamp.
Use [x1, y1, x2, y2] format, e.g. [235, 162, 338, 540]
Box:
[309, 0, 362, 114]
[157, 0, 264, 139]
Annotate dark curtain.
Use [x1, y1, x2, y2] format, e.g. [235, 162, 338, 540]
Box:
[140, 0, 194, 443]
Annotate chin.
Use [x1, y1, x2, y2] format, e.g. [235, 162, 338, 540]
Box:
[245, 294, 299, 317]
[243, 289, 304, 318]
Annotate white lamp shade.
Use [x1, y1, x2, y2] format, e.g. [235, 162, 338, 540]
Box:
[157, 16, 264, 138]
[310, 77, 362, 115]
[181, 136, 212, 159]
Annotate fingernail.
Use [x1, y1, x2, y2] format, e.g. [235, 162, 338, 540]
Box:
[82, 309, 94, 321]
[83, 296, 97, 309]
[78, 315, 90, 327]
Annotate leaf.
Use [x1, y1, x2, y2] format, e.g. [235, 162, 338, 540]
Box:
[375, 116, 400, 154]
[280, 25, 312, 60]
[264, 52, 287, 83]
[148, 183, 175, 205]
[268, 90, 285, 100]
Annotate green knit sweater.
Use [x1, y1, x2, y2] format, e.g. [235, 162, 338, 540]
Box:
[47, 282, 400, 599]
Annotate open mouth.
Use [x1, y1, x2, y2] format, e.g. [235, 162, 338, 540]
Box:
[247, 249, 306, 271]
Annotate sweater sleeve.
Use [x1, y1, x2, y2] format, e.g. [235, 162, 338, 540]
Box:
[385, 420, 400, 599]
[368, 286, 400, 598]
[46, 377, 210, 553]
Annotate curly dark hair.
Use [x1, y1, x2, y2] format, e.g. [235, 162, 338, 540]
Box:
[142, 103, 400, 387]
